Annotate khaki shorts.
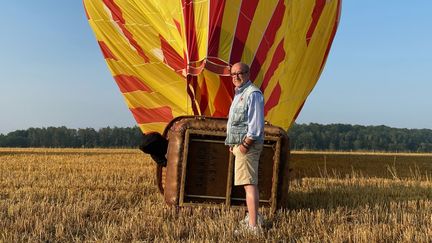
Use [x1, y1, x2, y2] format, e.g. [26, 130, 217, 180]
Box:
[232, 143, 263, 186]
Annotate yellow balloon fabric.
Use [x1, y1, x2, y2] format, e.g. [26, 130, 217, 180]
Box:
[84, 0, 341, 134]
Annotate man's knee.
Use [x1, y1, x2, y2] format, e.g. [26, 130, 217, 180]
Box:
[244, 184, 258, 193]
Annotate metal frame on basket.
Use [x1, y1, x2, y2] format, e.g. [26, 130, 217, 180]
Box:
[177, 128, 282, 213]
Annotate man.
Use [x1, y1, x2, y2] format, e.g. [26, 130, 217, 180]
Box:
[225, 62, 264, 232]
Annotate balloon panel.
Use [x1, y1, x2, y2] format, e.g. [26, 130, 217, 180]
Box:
[84, 0, 341, 134]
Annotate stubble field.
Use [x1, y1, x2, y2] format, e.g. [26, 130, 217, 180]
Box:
[1, 148, 432, 242]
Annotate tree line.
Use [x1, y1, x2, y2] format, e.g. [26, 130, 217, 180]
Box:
[0, 126, 143, 148]
[1, 123, 432, 152]
[288, 123, 432, 152]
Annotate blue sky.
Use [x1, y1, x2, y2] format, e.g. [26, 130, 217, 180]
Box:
[0, 1, 431, 134]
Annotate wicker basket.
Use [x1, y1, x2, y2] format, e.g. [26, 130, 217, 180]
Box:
[156, 116, 290, 211]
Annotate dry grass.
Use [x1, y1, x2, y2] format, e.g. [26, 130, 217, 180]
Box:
[291, 151, 432, 179]
[1, 148, 432, 242]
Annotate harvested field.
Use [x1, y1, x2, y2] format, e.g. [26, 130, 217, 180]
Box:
[1, 148, 432, 242]
[291, 151, 432, 179]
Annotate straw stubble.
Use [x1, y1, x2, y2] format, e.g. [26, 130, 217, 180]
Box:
[1, 148, 431, 242]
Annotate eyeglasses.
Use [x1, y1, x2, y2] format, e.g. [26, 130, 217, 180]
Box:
[230, 71, 248, 77]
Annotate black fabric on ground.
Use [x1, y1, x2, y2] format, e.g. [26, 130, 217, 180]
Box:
[139, 132, 168, 167]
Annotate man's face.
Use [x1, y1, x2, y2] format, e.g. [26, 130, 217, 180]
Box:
[230, 64, 250, 88]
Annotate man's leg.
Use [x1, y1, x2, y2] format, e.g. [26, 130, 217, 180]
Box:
[244, 184, 259, 227]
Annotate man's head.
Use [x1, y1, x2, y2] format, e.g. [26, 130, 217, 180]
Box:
[230, 62, 250, 88]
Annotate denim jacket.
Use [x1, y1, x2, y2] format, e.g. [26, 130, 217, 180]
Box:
[225, 81, 264, 146]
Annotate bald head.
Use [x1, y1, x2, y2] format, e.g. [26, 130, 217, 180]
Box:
[230, 62, 250, 88]
[231, 62, 250, 73]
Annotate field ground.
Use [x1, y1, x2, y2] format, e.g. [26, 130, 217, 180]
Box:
[291, 151, 432, 179]
[1, 148, 432, 242]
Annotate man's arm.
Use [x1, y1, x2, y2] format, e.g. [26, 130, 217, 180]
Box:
[239, 92, 264, 153]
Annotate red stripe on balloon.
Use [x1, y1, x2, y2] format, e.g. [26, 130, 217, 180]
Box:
[199, 77, 209, 114]
[264, 81, 281, 116]
[101, 0, 121, 19]
[114, 75, 151, 93]
[229, 0, 259, 64]
[182, 0, 199, 62]
[212, 76, 234, 117]
[191, 75, 198, 94]
[131, 106, 174, 124]
[98, 41, 118, 60]
[83, 1, 90, 20]
[249, 0, 285, 81]
[306, 0, 326, 46]
[159, 35, 185, 73]
[208, 0, 226, 57]
[319, 0, 341, 72]
[220, 76, 234, 100]
[173, 18, 182, 36]
[102, 0, 150, 63]
[182, 0, 200, 115]
[260, 39, 285, 92]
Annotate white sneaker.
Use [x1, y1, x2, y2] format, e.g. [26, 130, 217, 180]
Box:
[234, 223, 262, 236]
[240, 213, 264, 227]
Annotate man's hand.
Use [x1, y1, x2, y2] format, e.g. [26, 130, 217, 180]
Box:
[238, 137, 254, 154]
[239, 143, 248, 154]
[243, 137, 254, 146]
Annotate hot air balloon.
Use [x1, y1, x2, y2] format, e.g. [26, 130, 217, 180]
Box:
[83, 0, 341, 134]
[84, 0, 341, 208]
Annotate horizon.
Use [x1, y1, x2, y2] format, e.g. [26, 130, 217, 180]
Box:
[1, 1, 431, 134]
[2, 121, 431, 136]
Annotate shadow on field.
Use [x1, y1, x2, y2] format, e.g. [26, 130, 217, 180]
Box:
[287, 180, 432, 210]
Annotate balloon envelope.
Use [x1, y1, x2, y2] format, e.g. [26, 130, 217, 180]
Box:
[84, 0, 341, 134]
